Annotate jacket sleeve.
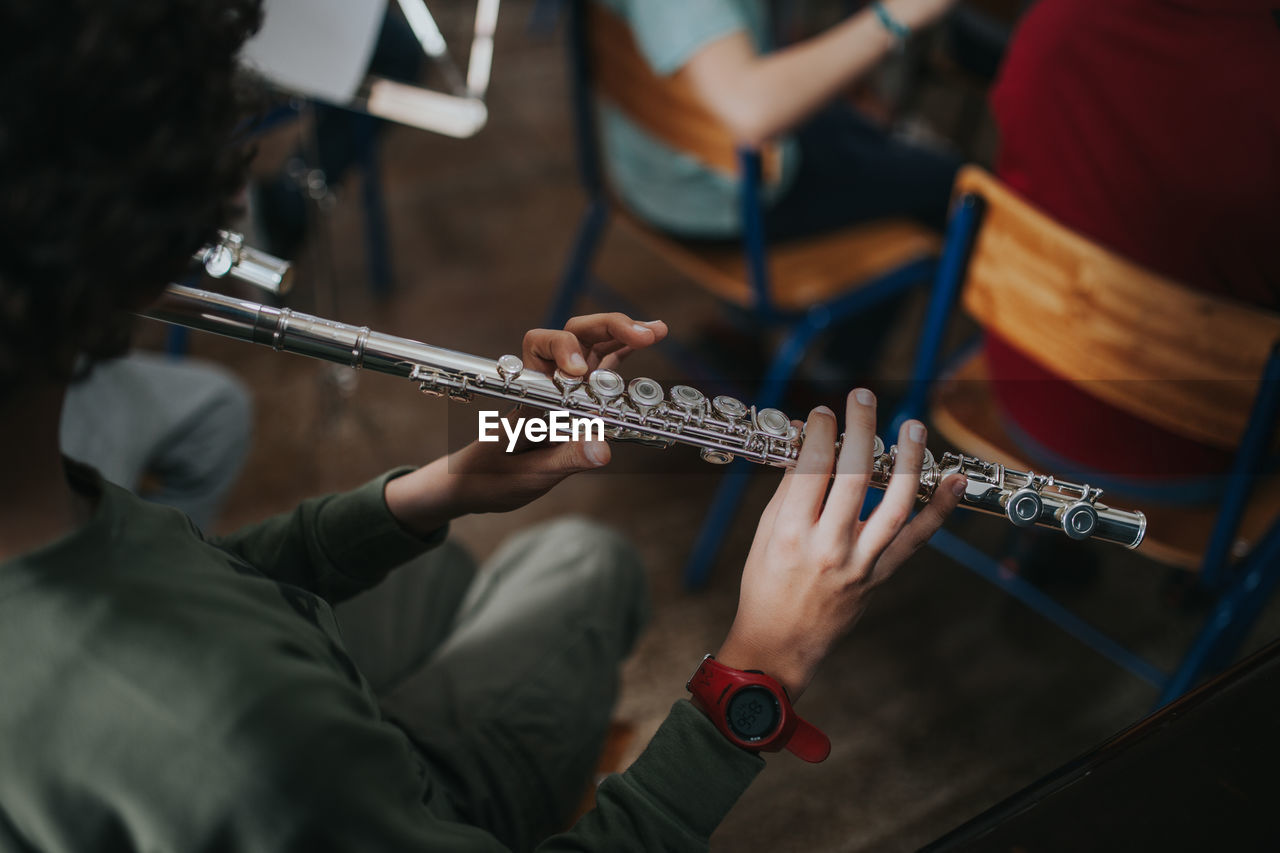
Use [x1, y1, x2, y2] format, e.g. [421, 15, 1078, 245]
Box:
[537, 700, 765, 851]
[223, 690, 761, 852]
[209, 468, 446, 602]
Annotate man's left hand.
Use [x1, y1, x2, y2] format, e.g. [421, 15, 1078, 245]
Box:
[385, 313, 668, 536]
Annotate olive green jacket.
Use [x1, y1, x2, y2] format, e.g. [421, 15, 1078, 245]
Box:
[0, 464, 760, 851]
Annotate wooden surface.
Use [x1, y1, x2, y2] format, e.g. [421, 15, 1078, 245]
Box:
[587, 3, 780, 180]
[954, 165, 1280, 450]
[616, 210, 939, 312]
[931, 351, 1280, 570]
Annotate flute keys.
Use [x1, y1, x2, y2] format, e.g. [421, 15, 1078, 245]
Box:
[627, 377, 664, 410]
[670, 385, 706, 412]
[1058, 501, 1099, 540]
[886, 445, 936, 470]
[756, 408, 791, 438]
[587, 369, 625, 403]
[553, 369, 584, 392]
[700, 448, 734, 464]
[712, 395, 748, 420]
[496, 354, 524, 382]
[1003, 487, 1043, 527]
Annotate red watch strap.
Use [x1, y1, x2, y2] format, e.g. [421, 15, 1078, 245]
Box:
[686, 655, 831, 763]
[782, 715, 832, 763]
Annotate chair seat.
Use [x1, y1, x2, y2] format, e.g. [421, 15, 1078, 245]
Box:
[930, 350, 1280, 571]
[615, 211, 940, 312]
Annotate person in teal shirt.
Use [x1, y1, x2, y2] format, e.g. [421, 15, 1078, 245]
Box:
[596, 0, 962, 240]
[0, 1, 963, 850]
[595, 0, 964, 386]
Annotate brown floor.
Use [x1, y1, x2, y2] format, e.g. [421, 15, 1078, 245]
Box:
[159, 4, 1280, 850]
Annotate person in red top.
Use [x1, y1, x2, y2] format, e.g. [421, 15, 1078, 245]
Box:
[985, 0, 1280, 498]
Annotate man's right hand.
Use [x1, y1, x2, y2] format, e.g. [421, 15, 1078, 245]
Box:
[716, 389, 966, 700]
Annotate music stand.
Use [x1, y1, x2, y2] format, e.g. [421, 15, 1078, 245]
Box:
[241, 0, 499, 138]
[235, 1, 502, 435]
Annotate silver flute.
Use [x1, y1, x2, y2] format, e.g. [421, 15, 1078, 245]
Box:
[142, 238, 1147, 549]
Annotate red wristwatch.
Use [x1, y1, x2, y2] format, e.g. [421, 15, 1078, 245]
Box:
[685, 654, 831, 763]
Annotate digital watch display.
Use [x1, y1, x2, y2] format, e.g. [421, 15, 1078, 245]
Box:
[725, 685, 781, 742]
[686, 655, 831, 763]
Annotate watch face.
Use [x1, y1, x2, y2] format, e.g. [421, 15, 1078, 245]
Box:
[726, 685, 781, 743]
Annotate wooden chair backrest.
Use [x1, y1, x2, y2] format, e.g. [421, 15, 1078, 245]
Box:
[955, 166, 1280, 450]
[585, 2, 779, 180]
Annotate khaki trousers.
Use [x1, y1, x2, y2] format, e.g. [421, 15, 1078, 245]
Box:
[335, 517, 649, 852]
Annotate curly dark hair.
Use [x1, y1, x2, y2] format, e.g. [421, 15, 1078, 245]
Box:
[0, 0, 262, 399]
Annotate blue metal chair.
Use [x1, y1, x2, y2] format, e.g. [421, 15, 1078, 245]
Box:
[893, 165, 1280, 706]
[550, 0, 944, 588]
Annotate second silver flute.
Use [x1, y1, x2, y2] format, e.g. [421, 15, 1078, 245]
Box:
[142, 283, 1146, 549]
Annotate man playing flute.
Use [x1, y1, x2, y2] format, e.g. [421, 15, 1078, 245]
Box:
[0, 1, 964, 850]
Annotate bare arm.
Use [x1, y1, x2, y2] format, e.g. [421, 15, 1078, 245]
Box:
[681, 0, 957, 146]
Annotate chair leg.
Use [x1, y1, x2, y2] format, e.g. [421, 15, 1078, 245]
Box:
[890, 194, 985, 436]
[683, 460, 754, 591]
[929, 528, 1167, 688]
[1158, 520, 1280, 707]
[166, 326, 189, 357]
[757, 317, 825, 410]
[528, 0, 565, 33]
[547, 199, 608, 329]
[355, 114, 393, 298]
[1198, 344, 1280, 590]
[682, 320, 825, 589]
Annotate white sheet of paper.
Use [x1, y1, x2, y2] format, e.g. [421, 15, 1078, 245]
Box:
[240, 0, 388, 105]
